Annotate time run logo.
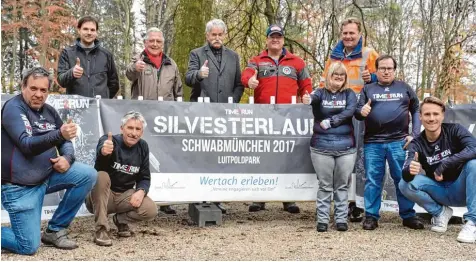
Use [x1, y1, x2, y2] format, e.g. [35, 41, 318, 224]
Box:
[47, 98, 90, 110]
[112, 162, 140, 175]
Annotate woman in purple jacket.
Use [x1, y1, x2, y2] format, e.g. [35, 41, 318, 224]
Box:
[303, 62, 358, 232]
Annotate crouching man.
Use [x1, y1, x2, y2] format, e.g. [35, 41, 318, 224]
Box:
[399, 97, 476, 243]
[86, 111, 158, 246]
[1, 67, 97, 254]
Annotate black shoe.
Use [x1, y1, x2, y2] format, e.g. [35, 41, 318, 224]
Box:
[159, 205, 177, 215]
[249, 202, 265, 212]
[362, 216, 378, 230]
[283, 203, 300, 214]
[113, 214, 132, 237]
[214, 202, 227, 214]
[336, 223, 348, 231]
[317, 223, 328, 232]
[403, 216, 425, 230]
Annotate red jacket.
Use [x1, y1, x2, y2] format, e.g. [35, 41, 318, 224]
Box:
[241, 49, 312, 104]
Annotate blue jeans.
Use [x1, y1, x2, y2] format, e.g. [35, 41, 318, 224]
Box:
[364, 140, 416, 220]
[399, 159, 476, 224]
[1, 162, 97, 255]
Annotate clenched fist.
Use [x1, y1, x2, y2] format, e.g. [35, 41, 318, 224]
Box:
[199, 60, 209, 78]
[60, 118, 77, 140]
[73, 58, 83, 79]
[101, 132, 114, 156]
[361, 99, 372, 117]
[248, 69, 259, 89]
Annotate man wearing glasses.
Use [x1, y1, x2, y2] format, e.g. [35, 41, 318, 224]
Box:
[356, 55, 425, 230]
[126, 27, 183, 101]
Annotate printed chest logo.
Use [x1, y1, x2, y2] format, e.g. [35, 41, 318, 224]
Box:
[384, 87, 390, 92]
[435, 145, 440, 152]
[112, 162, 140, 175]
[20, 114, 33, 136]
[372, 93, 404, 101]
[426, 149, 452, 165]
[322, 100, 346, 108]
[282, 66, 292, 75]
[34, 121, 56, 131]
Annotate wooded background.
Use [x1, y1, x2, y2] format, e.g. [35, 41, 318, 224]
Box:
[2, 0, 476, 103]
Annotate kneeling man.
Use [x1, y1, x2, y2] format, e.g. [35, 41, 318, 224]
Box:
[400, 96, 476, 243]
[86, 111, 158, 246]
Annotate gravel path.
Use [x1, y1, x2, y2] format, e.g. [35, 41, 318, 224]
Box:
[2, 202, 475, 260]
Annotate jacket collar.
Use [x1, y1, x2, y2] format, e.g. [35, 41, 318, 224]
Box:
[258, 48, 291, 60]
[141, 50, 171, 68]
[330, 36, 363, 60]
[75, 38, 100, 51]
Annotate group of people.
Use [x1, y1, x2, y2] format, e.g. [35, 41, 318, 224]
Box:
[1, 15, 475, 256]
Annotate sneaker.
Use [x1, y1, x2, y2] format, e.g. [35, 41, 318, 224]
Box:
[317, 223, 328, 232]
[94, 227, 112, 246]
[403, 216, 425, 230]
[214, 202, 227, 214]
[113, 214, 132, 237]
[362, 216, 378, 230]
[336, 223, 348, 232]
[457, 220, 476, 243]
[283, 203, 300, 214]
[159, 205, 177, 215]
[41, 229, 78, 250]
[248, 202, 265, 212]
[431, 206, 453, 233]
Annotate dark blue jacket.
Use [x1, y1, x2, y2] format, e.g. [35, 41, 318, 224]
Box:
[1, 95, 75, 185]
[309, 88, 358, 151]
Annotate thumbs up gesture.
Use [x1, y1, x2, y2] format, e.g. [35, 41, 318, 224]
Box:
[409, 152, 422, 175]
[302, 90, 311, 105]
[73, 57, 83, 79]
[135, 55, 146, 72]
[101, 132, 114, 156]
[199, 60, 209, 78]
[60, 118, 77, 140]
[362, 64, 371, 83]
[248, 69, 259, 89]
[361, 98, 372, 117]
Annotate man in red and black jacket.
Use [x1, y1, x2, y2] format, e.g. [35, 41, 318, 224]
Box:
[241, 24, 312, 104]
[241, 24, 312, 213]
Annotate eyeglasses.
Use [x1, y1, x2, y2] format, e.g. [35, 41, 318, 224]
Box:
[377, 67, 395, 73]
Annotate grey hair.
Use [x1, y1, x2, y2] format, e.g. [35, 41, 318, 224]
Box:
[21, 67, 51, 88]
[205, 19, 227, 34]
[144, 27, 164, 41]
[121, 111, 147, 128]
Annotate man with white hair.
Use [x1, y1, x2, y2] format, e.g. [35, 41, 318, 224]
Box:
[126, 27, 183, 101]
[186, 18, 244, 103]
[86, 111, 158, 246]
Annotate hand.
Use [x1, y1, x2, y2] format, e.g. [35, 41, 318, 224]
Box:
[403, 136, 413, 149]
[130, 190, 145, 208]
[362, 65, 371, 83]
[50, 156, 71, 173]
[199, 60, 209, 78]
[320, 119, 331, 130]
[135, 55, 146, 72]
[60, 118, 77, 140]
[434, 172, 444, 181]
[302, 91, 311, 105]
[248, 69, 259, 89]
[73, 58, 83, 78]
[409, 152, 421, 176]
[101, 132, 114, 156]
[361, 99, 372, 117]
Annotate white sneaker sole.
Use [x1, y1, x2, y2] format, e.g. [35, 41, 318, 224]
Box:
[430, 226, 448, 233]
[456, 236, 476, 243]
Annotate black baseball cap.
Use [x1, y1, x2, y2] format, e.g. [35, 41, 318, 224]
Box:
[266, 24, 284, 37]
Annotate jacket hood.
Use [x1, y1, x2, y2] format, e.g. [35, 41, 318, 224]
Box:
[75, 38, 101, 50]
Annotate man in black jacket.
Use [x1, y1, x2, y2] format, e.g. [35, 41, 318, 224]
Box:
[85, 111, 158, 246]
[57, 16, 119, 98]
[399, 96, 476, 243]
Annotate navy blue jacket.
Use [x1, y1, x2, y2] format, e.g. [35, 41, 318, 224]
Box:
[95, 134, 151, 194]
[1, 95, 75, 185]
[402, 123, 476, 182]
[309, 88, 358, 151]
[356, 81, 421, 143]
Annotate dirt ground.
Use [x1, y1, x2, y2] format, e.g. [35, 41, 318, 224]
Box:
[2, 202, 475, 261]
